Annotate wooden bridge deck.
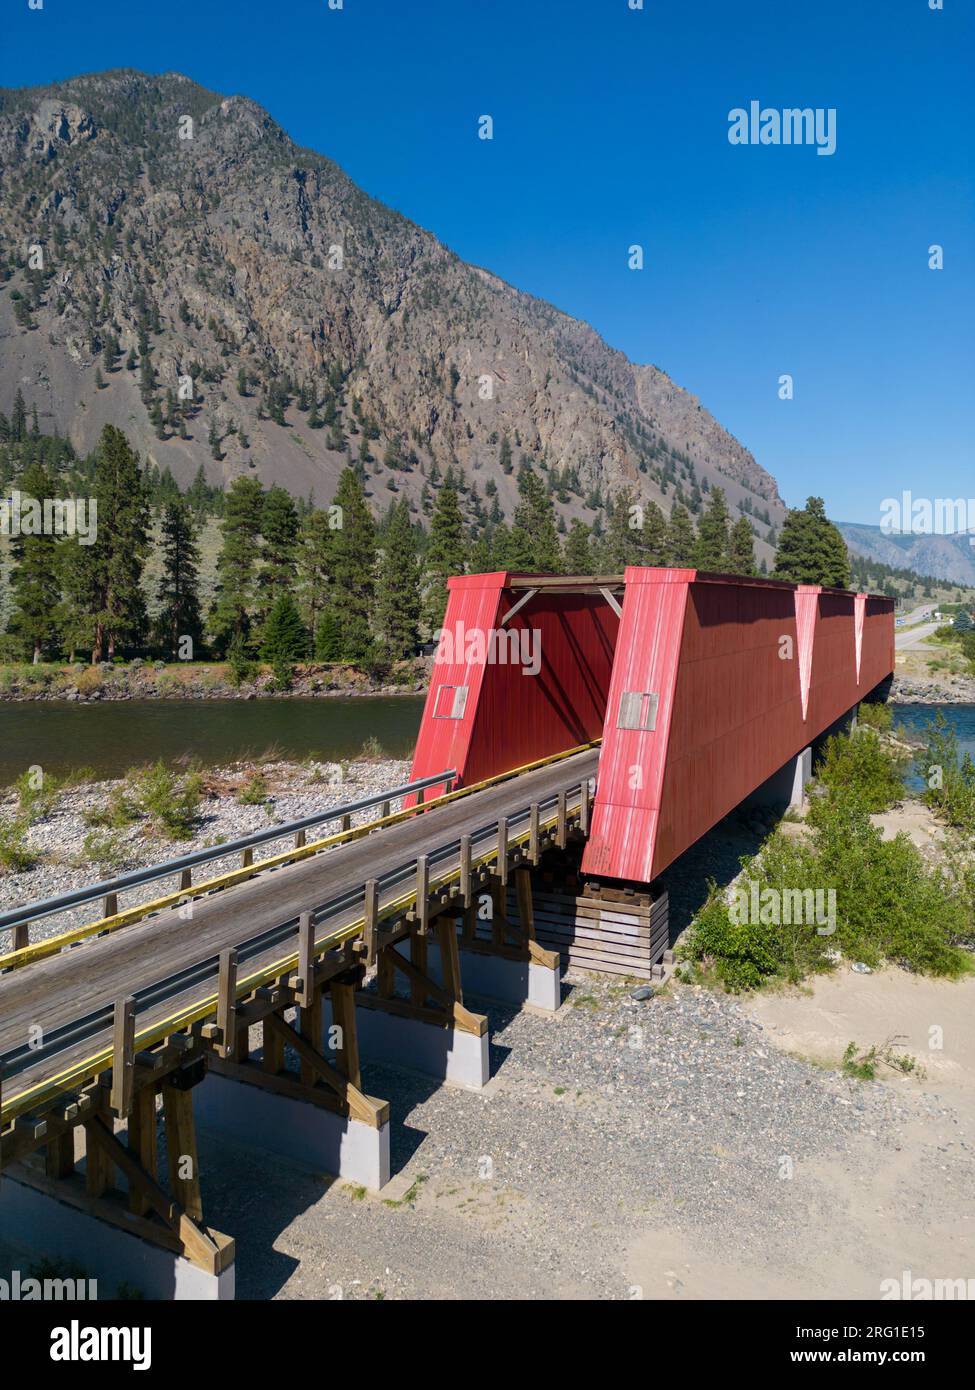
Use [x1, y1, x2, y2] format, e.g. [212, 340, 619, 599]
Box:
[0, 748, 598, 1117]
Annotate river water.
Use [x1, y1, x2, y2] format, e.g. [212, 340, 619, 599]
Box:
[1, 697, 972, 788]
[0, 697, 425, 784]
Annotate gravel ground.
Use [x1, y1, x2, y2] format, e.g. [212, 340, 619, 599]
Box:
[191, 972, 968, 1301]
[0, 758, 411, 944]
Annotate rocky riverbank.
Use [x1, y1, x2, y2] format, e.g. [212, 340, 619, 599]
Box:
[889, 670, 975, 704]
[0, 756, 412, 947]
[0, 659, 431, 702]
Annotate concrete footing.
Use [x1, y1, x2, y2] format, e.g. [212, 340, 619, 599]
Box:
[746, 745, 812, 810]
[427, 939, 562, 1013]
[197, 1070, 390, 1191]
[0, 1171, 234, 1301]
[328, 997, 490, 1090]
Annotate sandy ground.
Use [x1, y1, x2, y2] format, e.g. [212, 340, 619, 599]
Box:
[628, 971, 975, 1300]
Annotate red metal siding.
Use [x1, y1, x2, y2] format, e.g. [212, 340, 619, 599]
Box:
[408, 573, 618, 795]
[582, 570, 895, 884]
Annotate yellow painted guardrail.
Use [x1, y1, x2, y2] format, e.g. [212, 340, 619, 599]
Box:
[0, 740, 599, 973]
[0, 788, 584, 1125]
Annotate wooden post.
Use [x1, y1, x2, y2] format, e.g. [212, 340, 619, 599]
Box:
[110, 996, 136, 1118]
[416, 786, 425, 814]
[263, 1012, 285, 1074]
[162, 1083, 202, 1222]
[490, 879, 506, 949]
[380, 800, 391, 820]
[340, 813, 352, 834]
[241, 847, 253, 869]
[297, 913, 315, 1008]
[127, 1086, 158, 1215]
[415, 854, 429, 932]
[437, 916, 463, 1004]
[179, 867, 192, 892]
[103, 891, 118, 919]
[529, 803, 540, 864]
[294, 828, 307, 849]
[329, 979, 361, 1089]
[514, 867, 535, 943]
[556, 790, 567, 849]
[45, 1129, 75, 1180]
[497, 817, 509, 886]
[459, 834, 472, 907]
[12, 922, 29, 952]
[411, 926, 428, 1008]
[579, 779, 590, 836]
[84, 1095, 113, 1198]
[216, 948, 238, 1059]
[362, 880, 378, 967]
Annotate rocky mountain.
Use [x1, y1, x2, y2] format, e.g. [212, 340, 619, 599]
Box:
[0, 69, 785, 555]
[840, 522, 975, 588]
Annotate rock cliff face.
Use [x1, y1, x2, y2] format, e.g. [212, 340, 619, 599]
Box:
[0, 69, 784, 545]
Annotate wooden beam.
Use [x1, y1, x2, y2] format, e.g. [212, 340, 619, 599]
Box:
[415, 854, 430, 932]
[216, 948, 238, 1059]
[437, 916, 463, 1004]
[361, 879, 378, 967]
[110, 996, 136, 1118]
[262, 1011, 382, 1126]
[127, 1085, 158, 1216]
[410, 925, 428, 1008]
[328, 978, 361, 1088]
[84, 1114, 222, 1273]
[83, 1094, 113, 1199]
[300, 987, 323, 1088]
[162, 1083, 202, 1223]
[579, 778, 590, 836]
[514, 867, 535, 941]
[497, 817, 509, 885]
[44, 1129, 75, 1180]
[297, 913, 315, 1008]
[529, 803, 540, 863]
[459, 834, 472, 906]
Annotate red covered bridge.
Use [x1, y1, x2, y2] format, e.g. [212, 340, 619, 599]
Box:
[409, 567, 895, 890]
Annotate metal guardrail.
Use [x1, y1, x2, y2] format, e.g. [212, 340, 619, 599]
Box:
[0, 768, 455, 942]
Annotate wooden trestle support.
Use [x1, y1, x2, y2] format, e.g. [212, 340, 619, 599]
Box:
[0, 781, 591, 1298]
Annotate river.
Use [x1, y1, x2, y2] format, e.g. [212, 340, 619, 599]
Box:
[1, 697, 973, 788]
[0, 697, 425, 784]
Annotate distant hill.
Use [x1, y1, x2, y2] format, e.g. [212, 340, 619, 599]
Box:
[0, 69, 785, 563]
[840, 521, 975, 588]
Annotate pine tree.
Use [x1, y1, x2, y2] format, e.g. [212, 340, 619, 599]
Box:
[563, 518, 593, 574]
[256, 484, 299, 626]
[772, 496, 851, 588]
[81, 425, 150, 661]
[510, 470, 561, 573]
[694, 487, 731, 570]
[424, 482, 467, 629]
[8, 460, 61, 662]
[375, 499, 421, 660]
[666, 503, 696, 565]
[261, 592, 308, 689]
[634, 499, 668, 566]
[296, 507, 337, 636]
[598, 488, 641, 571]
[154, 499, 204, 660]
[314, 609, 343, 661]
[728, 515, 757, 576]
[209, 476, 265, 651]
[329, 466, 376, 660]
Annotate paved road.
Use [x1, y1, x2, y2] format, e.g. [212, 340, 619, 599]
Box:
[895, 620, 941, 651]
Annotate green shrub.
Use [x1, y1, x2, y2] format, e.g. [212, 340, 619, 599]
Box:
[816, 727, 906, 812]
[857, 700, 893, 732]
[0, 815, 37, 873]
[236, 771, 269, 805]
[127, 762, 203, 840]
[917, 711, 975, 831]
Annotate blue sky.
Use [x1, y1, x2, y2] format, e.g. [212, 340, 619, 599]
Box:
[2, 0, 972, 525]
